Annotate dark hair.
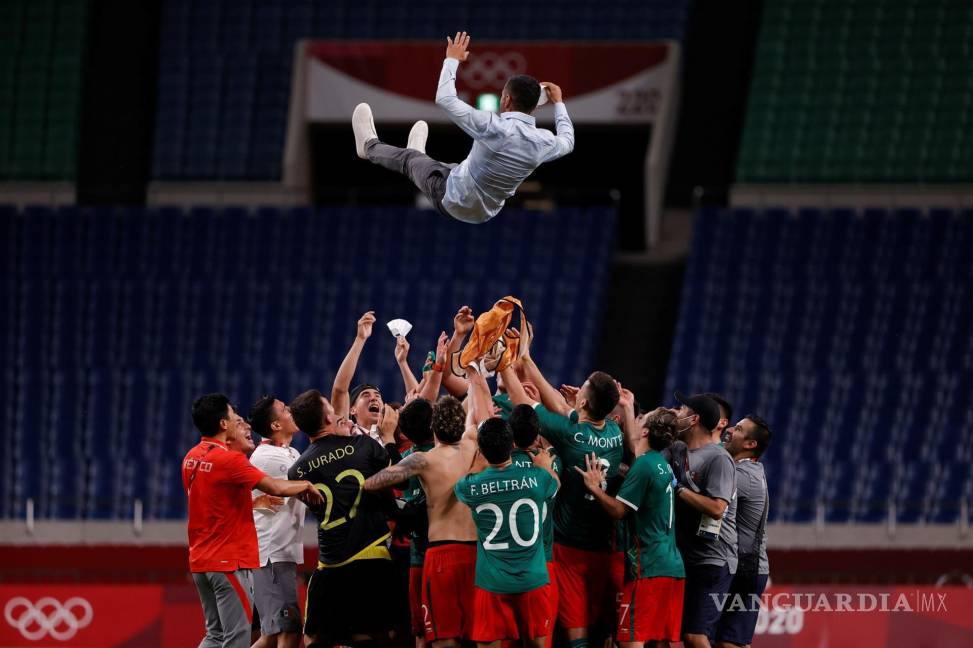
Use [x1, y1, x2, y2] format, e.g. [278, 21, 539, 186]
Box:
[431, 396, 465, 444]
[703, 392, 733, 423]
[584, 371, 620, 420]
[744, 414, 772, 457]
[509, 404, 540, 449]
[249, 395, 277, 439]
[505, 75, 541, 113]
[643, 407, 677, 452]
[290, 389, 325, 436]
[478, 417, 514, 464]
[192, 393, 231, 437]
[399, 398, 434, 445]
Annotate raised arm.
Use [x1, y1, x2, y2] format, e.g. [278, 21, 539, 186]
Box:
[467, 363, 494, 426]
[540, 82, 574, 160]
[418, 332, 450, 402]
[442, 305, 475, 397]
[516, 327, 572, 417]
[394, 336, 419, 398]
[617, 386, 641, 456]
[499, 364, 534, 407]
[332, 311, 376, 418]
[363, 450, 428, 492]
[435, 32, 493, 139]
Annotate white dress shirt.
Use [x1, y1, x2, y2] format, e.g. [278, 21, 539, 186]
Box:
[250, 443, 305, 566]
[435, 58, 575, 224]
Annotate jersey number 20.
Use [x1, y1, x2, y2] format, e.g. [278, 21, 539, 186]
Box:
[476, 498, 541, 550]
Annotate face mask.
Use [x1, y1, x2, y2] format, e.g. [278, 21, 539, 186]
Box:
[675, 414, 695, 436]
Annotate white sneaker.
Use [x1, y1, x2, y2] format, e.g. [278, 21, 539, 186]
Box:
[352, 103, 377, 159]
[407, 120, 428, 154]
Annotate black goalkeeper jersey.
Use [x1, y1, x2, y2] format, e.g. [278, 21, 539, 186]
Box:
[289, 433, 391, 566]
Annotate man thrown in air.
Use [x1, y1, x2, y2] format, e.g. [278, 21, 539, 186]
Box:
[352, 31, 575, 224]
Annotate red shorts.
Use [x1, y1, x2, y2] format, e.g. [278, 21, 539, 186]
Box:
[545, 562, 559, 623]
[471, 586, 553, 642]
[421, 542, 476, 641]
[601, 549, 625, 627]
[409, 566, 424, 637]
[617, 577, 684, 642]
[553, 543, 622, 629]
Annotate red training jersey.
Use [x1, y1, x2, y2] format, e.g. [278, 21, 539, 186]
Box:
[181, 438, 267, 572]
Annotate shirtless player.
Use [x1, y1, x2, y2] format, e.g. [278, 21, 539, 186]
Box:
[364, 366, 492, 647]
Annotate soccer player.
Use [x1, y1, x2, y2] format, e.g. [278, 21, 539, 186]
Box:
[247, 396, 305, 648]
[397, 398, 437, 647]
[669, 392, 738, 648]
[715, 415, 773, 648]
[287, 389, 397, 647]
[502, 356, 624, 648]
[352, 32, 574, 224]
[332, 311, 387, 438]
[182, 394, 322, 648]
[577, 407, 686, 648]
[363, 377, 491, 648]
[508, 404, 562, 624]
[455, 417, 560, 648]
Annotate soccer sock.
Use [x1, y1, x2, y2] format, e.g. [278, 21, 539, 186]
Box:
[569, 638, 589, 648]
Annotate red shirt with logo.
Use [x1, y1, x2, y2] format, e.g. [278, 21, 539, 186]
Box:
[182, 438, 267, 572]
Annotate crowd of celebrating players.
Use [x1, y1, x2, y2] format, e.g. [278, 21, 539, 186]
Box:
[182, 303, 772, 648]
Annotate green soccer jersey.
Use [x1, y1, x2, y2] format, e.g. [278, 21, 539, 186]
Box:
[533, 404, 624, 551]
[510, 449, 562, 562]
[403, 442, 433, 567]
[454, 463, 558, 594]
[616, 450, 685, 581]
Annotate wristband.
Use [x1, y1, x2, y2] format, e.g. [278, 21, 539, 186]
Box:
[431, 362, 444, 373]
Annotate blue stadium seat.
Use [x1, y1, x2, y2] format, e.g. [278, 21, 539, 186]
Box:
[0, 205, 617, 519]
[152, 0, 690, 179]
[666, 207, 973, 525]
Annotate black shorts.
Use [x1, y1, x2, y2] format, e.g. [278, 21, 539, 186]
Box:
[715, 572, 769, 646]
[304, 558, 397, 644]
[681, 563, 733, 639]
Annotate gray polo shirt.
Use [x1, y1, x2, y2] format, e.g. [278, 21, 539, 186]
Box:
[674, 442, 738, 573]
[735, 459, 770, 575]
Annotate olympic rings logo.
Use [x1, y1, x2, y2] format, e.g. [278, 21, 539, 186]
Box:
[459, 51, 527, 89]
[4, 596, 93, 641]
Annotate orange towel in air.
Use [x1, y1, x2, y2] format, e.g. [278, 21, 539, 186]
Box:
[454, 297, 529, 376]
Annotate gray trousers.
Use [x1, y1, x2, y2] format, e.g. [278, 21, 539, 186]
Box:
[192, 569, 254, 648]
[365, 139, 454, 218]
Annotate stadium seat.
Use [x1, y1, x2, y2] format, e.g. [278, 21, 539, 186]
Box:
[1, 204, 616, 519]
[666, 207, 973, 525]
[152, 0, 690, 179]
[738, 0, 973, 183]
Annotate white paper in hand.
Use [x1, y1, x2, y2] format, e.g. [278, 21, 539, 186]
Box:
[536, 83, 549, 108]
[387, 318, 413, 338]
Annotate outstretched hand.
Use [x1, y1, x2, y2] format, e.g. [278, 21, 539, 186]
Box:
[356, 311, 376, 341]
[453, 305, 475, 337]
[435, 332, 450, 370]
[541, 82, 563, 103]
[394, 336, 410, 363]
[446, 32, 471, 62]
[573, 452, 607, 494]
